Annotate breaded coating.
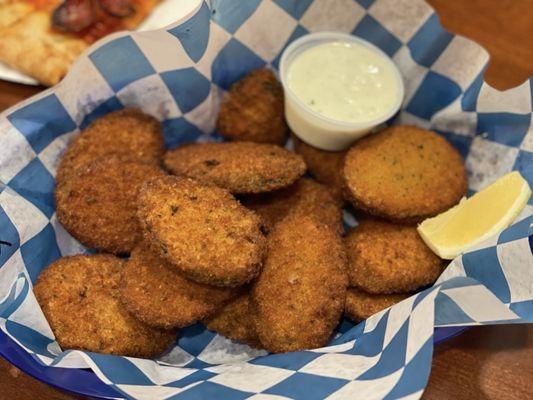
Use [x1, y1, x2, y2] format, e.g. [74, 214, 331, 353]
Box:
[55, 157, 165, 254]
[217, 68, 289, 145]
[34, 254, 176, 358]
[204, 293, 261, 348]
[345, 287, 408, 323]
[251, 215, 348, 353]
[163, 141, 305, 194]
[345, 218, 443, 294]
[120, 242, 237, 329]
[292, 135, 346, 201]
[242, 178, 343, 234]
[56, 109, 164, 183]
[137, 176, 266, 287]
[343, 125, 467, 223]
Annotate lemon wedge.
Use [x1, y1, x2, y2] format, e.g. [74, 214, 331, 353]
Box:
[417, 171, 531, 259]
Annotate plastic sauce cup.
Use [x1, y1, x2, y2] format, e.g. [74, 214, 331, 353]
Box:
[279, 32, 404, 151]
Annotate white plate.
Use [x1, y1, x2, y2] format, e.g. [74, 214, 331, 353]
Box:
[0, 0, 201, 86]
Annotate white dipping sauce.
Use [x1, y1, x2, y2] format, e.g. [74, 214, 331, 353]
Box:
[286, 41, 400, 124]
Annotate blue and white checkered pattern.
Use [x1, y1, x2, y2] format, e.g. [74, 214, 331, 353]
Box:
[0, 0, 532, 399]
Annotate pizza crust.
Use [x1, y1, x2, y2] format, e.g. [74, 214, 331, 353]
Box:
[0, 0, 33, 29]
[0, 11, 87, 85]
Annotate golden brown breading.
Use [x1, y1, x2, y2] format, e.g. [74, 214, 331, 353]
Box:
[242, 178, 343, 234]
[345, 287, 408, 323]
[163, 141, 306, 194]
[55, 157, 165, 254]
[292, 135, 346, 201]
[217, 68, 289, 145]
[343, 125, 467, 223]
[34, 254, 176, 358]
[120, 242, 238, 329]
[251, 215, 348, 353]
[204, 293, 261, 348]
[345, 218, 443, 294]
[56, 109, 164, 183]
[137, 176, 266, 287]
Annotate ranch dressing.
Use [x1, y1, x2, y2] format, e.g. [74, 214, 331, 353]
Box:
[286, 41, 400, 124]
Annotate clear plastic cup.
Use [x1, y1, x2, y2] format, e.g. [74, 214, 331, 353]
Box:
[279, 32, 404, 151]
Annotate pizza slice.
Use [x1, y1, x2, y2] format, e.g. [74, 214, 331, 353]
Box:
[0, 0, 160, 86]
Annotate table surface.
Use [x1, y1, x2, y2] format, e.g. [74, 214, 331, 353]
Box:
[0, 0, 532, 399]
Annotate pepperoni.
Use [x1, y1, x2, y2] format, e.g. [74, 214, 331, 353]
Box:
[52, 0, 95, 33]
[97, 0, 134, 17]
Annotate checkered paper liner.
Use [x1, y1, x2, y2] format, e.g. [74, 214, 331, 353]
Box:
[1, 0, 532, 399]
